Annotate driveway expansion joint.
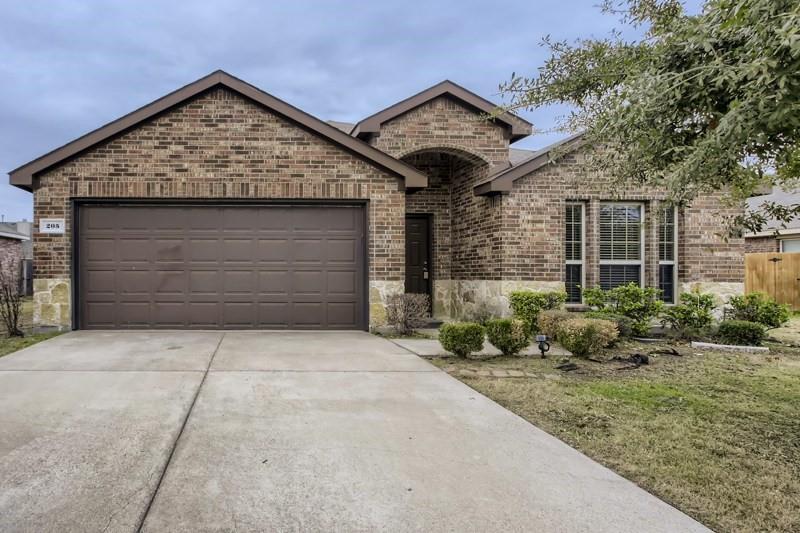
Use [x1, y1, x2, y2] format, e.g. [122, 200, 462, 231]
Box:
[134, 332, 226, 532]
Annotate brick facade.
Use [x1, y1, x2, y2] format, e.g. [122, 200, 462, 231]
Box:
[745, 236, 779, 253]
[21, 75, 746, 328]
[0, 238, 23, 279]
[505, 150, 745, 286]
[32, 88, 405, 327]
[369, 96, 509, 167]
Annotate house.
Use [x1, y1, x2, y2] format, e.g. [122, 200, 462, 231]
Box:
[7, 71, 744, 330]
[745, 187, 800, 253]
[0, 225, 29, 282]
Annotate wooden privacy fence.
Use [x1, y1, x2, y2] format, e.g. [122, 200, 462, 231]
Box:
[745, 252, 800, 310]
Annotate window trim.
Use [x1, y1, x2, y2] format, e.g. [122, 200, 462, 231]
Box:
[599, 202, 645, 288]
[565, 202, 586, 304]
[658, 205, 678, 304]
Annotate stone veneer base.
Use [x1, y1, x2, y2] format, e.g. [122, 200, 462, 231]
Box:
[33, 278, 72, 329]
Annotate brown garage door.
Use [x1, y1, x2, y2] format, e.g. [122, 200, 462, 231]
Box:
[77, 204, 366, 329]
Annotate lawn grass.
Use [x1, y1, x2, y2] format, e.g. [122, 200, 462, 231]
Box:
[0, 332, 62, 358]
[432, 341, 800, 533]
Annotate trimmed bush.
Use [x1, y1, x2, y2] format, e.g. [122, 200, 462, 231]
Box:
[486, 318, 530, 356]
[726, 293, 790, 329]
[585, 310, 636, 338]
[465, 302, 495, 326]
[583, 283, 663, 336]
[439, 322, 485, 357]
[557, 318, 619, 358]
[717, 319, 767, 346]
[537, 309, 574, 339]
[509, 290, 567, 334]
[385, 293, 430, 335]
[661, 291, 716, 339]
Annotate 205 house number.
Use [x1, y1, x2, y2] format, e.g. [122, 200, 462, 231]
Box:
[39, 218, 65, 234]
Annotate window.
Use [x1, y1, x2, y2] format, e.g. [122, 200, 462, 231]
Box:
[565, 203, 584, 303]
[599, 203, 643, 290]
[658, 206, 678, 303]
[780, 239, 800, 253]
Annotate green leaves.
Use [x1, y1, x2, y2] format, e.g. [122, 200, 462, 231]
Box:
[502, 0, 800, 232]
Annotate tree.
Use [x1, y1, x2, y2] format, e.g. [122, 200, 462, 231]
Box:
[500, 0, 800, 234]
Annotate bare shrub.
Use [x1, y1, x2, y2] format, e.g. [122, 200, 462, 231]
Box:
[386, 293, 430, 335]
[0, 261, 23, 337]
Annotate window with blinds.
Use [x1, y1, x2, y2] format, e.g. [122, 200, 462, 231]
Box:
[599, 203, 643, 289]
[658, 206, 677, 303]
[565, 203, 584, 303]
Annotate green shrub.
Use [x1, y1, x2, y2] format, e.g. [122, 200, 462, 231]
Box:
[485, 318, 530, 356]
[536, 309, 574, 339]
[557, 318, 619, 358]
[717, 319, 766, 346]
[661, 291, 716, 339]
[439, 322, 485, 357]
[585, 310, 636, 338]
[582, 283, 664, 336]
[727, 293, 790, 328]
[465, 302, 495, 326]
[509, 290, 567, 334]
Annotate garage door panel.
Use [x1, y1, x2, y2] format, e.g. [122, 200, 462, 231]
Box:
[85, 238, 115, 263]
[85, 302, 116, 327]
[118, 238, 151, 263]
[78, 204, 365, 329]
[118, 270, 151, 295]
[116, 303, 151, 325]
[294, 239, 324, 263]
[154, 270, 187, 296]
[83, 270, 117, 295]
[292, 271, 323, 295]
[222, 208, 260, 231]
[189, 270, 220, 295]
[256, 239, 290, 263]
[223, 302, 255, 327]
[189, 239, 221, 262]
[327, 239, 357, 263]
[258, 208, 291, 231]
[327, 271, 357, 295]
[258, 271, 290, 295]
[152, 302, 187, 326]
[292, 303, 324, 326]
[222, 239, 254, 263]
[328, 302, 356, 326]
[257, 303, 290, 328]
[154, 239, 185, 263]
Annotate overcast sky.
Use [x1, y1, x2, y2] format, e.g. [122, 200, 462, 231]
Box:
[0, 0, 699, 222]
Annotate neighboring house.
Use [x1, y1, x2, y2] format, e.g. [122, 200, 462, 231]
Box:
[7, 71, 744, 330]
[0, 226, 29, 281]
[745, 187, 800, 253]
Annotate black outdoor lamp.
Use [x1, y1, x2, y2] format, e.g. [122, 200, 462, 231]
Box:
[536, 334, 550, 358]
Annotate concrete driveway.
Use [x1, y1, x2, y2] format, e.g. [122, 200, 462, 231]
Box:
[0, 331, 708, 532]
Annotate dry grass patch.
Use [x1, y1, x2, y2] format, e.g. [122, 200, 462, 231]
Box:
[0, 332, 62, 358]
[432, 342, 800, 533]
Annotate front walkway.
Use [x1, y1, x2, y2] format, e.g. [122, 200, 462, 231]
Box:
[0, 331, 707, 532]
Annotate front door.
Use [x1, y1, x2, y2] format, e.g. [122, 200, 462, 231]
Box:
[405, 215, 431, 298]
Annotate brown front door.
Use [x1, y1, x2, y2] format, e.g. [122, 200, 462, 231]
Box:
[77, 204, 367, 330]
[405, 214, 431, 297]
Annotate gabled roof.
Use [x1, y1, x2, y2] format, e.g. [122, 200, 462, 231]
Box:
[474, 133, 585, 196]
[350, 80, 532, 142]
[9, 70, 428, 191]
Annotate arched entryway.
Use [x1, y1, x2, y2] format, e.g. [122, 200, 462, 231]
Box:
[401, 147, 492, 319]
